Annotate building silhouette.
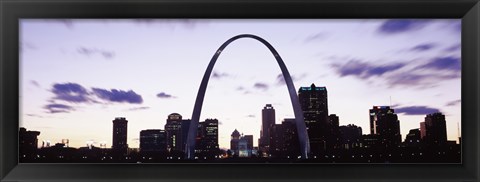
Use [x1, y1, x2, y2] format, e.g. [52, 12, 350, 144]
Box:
[259, 104, 275, 155]
[19, 127, 40, 161]
[298, 83, 329, 154]
[269, 118, 300, 158]
[339, 124, 362, 150]
[238, 135, 253, 157]
[423, 112, 447, 146]
[112, 117, 128, 156]
[230, 129, 241, 156]
[140, 129, 167, 152]
[404, 128, 421, 147]
[369, 106, 401, 148]
[165, 113, 185, 152]
[195, 119, 219, 158]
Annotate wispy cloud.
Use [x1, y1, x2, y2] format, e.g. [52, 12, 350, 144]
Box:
[276, 73, 307, 85]
[126, 106, 151, 111]
[395, 106, 440, 115]
[253, 82, 269, 91]
[416, 57, 461, 71]
[30, 80, 41, 88]
[51, 83, 91, 103]
[377, 19, 431, 34]
[44, 103, 75, 114]
[445, 44, 460, 52]
[77, 47, 115, 59]
[446, 99, 461, 106]
[304, 32, 329, 43]
[410, 43, 436, 52]
[331, 60, 405, 79]
[92, 88, 143, 104]
[246, 114, 255, 118]
[156, 92, 176, 99]
[212, 71, 230, 79]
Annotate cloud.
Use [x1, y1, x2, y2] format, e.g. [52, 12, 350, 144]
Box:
[276, 73, 307, 85]
[385, 72, 459, 88]
[410, 43, 436, 51]
[212, 71, 229, 79]
[446, 99, 461, 106]
[416, 57, 460, 71]
[246, 114, 255, 118]
[51, 83, 91, 103]
[378, 20, 430, 34]
[395, 106, 440, 115]
[127, 106, 150, 111]
[331, 60, 405, 79]
[253, 82, 269, 91]
[30, 80, 41, 88]
[304, 32, 329, 43]
[77, 47, 115, 59]
[92, 88, 143, 104]
[236, 86, 245, 91]
[156, 92, 176, 99]
[445, 44, 461, 52]
[26, 114, 44, 118]
[44, 103, 75, 114]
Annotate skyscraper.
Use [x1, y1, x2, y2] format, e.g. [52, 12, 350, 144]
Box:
[298, 83, 329, 154]
[259, 104, 275, 154]
[140, 129, 167, 152]
[424, 112, 447, 146]
[369, 106, 401, 148]
[112, 117, 128, 156]
[165, 113, 184, 152]
[230, 129, 241, 156]
[196, 119, 219, 154]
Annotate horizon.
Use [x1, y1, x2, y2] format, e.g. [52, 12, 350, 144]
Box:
[20, 19, 461, 149]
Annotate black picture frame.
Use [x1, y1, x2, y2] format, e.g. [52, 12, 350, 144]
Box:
[1, 0, 479, 181]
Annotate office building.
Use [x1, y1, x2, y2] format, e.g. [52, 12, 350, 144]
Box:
[112, 117, 128, 155]
[424, 112, 447, 146]
[259, 104, 275, 154]
[298, 83, 329, 154]
[165, 113, 185, 152]
[339, 124, 362, 149]
[369, 106, 401, 148]
[140, 129, 167, 152]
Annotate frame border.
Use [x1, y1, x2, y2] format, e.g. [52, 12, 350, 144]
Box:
[1, 0, 479, 181]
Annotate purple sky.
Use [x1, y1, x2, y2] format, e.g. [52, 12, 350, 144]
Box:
[20, 19, 461, 149]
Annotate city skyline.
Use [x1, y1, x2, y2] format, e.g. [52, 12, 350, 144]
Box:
[20, 19, 461, 150]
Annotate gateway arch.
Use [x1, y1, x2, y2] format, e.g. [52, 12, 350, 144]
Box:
[185, 34, 310, 159]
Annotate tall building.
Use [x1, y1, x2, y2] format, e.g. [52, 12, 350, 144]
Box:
[259, 104, 275, 154]
[230, 129, 241, 156]
[368, 106, 401, 148]
[424, 112, 447, 146]
[112, 117, 128, 155]
[196, 119, 219, 154]
[19, 127, 40, 160]
[139, 129, 167, 152]
[165, 113, 184, 152]
[298, 83, 329, 154]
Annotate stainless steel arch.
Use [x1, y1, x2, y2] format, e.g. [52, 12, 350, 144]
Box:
[185, 34, 310, 159]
